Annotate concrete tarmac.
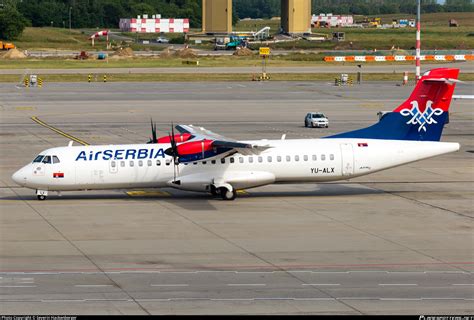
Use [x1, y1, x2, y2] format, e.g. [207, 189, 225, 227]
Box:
[0, 80, 472, 314]
[0, 61, 472, 75]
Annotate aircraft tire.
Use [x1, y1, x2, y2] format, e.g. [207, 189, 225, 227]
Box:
[37, 195, 47, 201]
[220, 187, 236, 201]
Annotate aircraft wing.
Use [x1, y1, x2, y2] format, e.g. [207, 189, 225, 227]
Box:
[175, 124, 272, 157]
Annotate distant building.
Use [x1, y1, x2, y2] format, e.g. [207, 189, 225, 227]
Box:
[311, 14, 354, 27]
[120, 14, 190, 33]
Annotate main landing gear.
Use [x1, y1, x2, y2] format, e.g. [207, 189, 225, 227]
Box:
[220, 187, 237, 201]
[36, 190, 48, 201]
[210, 185, 237, 201]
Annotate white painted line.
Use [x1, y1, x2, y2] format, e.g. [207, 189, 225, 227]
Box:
[425, 271, 468, 274]
[452, 284, 474, 286]
[42, 299, 85, 303]
[421, 297, 467, 300]
[380, 298, 422, 301]
[349, 271, 388, 274]
[150, 284, 189, 287]
[227, 283, 267, 287]
[74, 284, 113, 287]
[0, 285, 37, 288]
[302, 283, 340, 286]
[308, 271, 349, 274]
[379, 283, 418, 286]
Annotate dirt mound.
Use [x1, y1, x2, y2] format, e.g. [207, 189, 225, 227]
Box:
[233, 47, 253, 56]
[159, 48, 174, 59]
[174, 48, 197, 58]
[114, 47, 134, 57]
[1, 48, 27, 59]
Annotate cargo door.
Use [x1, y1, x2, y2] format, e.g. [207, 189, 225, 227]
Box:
[340, 143, 354, 176]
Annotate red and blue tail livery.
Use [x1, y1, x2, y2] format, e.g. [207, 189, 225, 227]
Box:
[327, 68, 459, 142]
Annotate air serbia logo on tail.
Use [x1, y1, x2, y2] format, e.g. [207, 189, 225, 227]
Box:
[400, 100, 444, 132]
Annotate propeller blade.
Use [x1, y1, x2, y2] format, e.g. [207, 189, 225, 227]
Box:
[147, 118, 158, 144]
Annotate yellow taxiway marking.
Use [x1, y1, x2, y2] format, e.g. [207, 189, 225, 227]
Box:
[236, 190, 249, 195]
[31, 116, 89, 146]
[126, 190, 171, 197]
[15, 106, 36, 111]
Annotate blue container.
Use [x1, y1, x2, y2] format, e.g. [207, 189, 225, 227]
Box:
[97, 53, 107, 60]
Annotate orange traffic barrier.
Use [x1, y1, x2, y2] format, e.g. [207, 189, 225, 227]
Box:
[365, 56, 376, 61]
[425, 55, 435, 61]
[345, 56, 355, 62]
[385, 56, 395, 61]
[445, 55, 455, 61]
[466, 55, 474, 61]
[405, 56, 415, 61]
[324, 56, 335, 62]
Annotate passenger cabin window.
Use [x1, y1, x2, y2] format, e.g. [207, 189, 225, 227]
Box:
[211, 160, 216, 164]
[258, 156, 263, 163]
[239, 157, 244, 164]
[312, 155, 317, 161]
[129, 160, 134, 167]
[165, 159, 171, 166]
[42, 156, 52, 164]
[249, 157, 254, 163]
[286, 155, 291, 162]
[221, 158, 226, 164]
[230, 158, 235, 164]
[202, 161, 207, 165]
[295, 155, 300, 162]
[121, 161, 125, 167]
[303, 155, 308, 161]
[277, 156, 282, 162]
[138, 160, 143, 167]
[156, 160, 161, 166]
[330, 154, 335, 161]
[52, 156, 60, 164]
[267, 156, 272, 163]
[147, 160, 152, 166]
[33, 155, 44, 163]
[321, 154, 326, 161]
[111, 161, 116, 168]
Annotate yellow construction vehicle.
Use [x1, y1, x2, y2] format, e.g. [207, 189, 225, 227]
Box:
[0, 41, 16, 50]
[361, 17, 381, 27]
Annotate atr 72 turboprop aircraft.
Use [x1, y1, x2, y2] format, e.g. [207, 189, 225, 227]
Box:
[12, 68, 461, 201]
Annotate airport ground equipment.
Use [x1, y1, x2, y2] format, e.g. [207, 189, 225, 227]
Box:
[0, 41, 15, 50]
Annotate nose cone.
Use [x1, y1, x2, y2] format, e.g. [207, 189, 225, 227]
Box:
[12, 168, 27, 186]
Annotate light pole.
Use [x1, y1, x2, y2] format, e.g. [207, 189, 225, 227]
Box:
[69, 6, 72, 30]
[415, 0, 421, 82]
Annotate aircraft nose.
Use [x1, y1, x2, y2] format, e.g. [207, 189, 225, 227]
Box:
[12, 168, 27, 186]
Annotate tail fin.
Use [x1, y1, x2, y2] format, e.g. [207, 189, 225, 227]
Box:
[327, 68, 460, 141]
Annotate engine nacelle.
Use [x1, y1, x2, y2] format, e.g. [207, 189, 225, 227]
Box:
[157, 133, 192, 144]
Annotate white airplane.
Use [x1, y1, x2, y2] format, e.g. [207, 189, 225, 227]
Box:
[12, 68, 461, 201]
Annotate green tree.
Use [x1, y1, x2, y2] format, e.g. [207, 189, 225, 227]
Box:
[0, 6, 29, 40]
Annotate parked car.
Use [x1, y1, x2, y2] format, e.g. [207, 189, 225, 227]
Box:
[157, 37, 169, 44]
[305, 112, 329, 128]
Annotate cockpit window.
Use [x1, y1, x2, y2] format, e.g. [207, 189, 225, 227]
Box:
[33, 155, 44, 163]
[42, 156, 52, 164]
[52, 156, 60, 164]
